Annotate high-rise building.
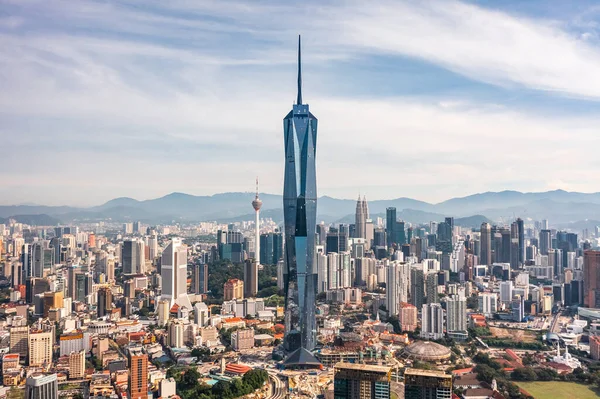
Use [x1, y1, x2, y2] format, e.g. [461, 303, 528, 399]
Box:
[480, 223, 491, 266]
[517, 218, 525, 265]
[478, 292, 498, 317]
[410, 268, 425, 309]
[404, 368, 452, 399]
[386, 207, 396, 247]
[539, 229, 551, 255]
[9, 325, 29, 357]
[334, 363, 391, 399]
[421, 303, 444, 340]
[191, 263, 208, 294]
[129, 348, 148, 399]
[29, 330, 53, 366]
[399, 302, 418, 332]
[97, 286, 112, 317]
[161, 238, 190, 308]
[69, 350, 85, 379]
[244, 259, 258, 298]
[356, 196, 369, 239]
[25, 373, 58, 399]
[386, 262, 399, 317]
[122, 239, 144, 275]
[584, 251, 600, 308]
[282, 36, 318, 357]
[446, 294, 467, 334]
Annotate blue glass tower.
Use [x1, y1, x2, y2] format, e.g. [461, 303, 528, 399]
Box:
[283, 36, 318, 355]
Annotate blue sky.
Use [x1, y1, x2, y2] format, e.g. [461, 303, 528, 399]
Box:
[3, 0, 600, 206]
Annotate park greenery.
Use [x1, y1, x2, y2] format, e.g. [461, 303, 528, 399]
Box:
[167, 366, 269, 399]
[207, 260, 280, 301]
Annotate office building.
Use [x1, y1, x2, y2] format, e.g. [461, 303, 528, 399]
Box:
[161, 238, 190, 309]
[386, 262, 399, 317]
[517, 218, 525, 265]
[386, 207, 396, 247]
[129, 348, 148, 399]
[539, 229, 551, 255]
[9, 325, 29, 357]
[334, 363, 391, 399]
[282, 36, 318, 356]
[122, 239, 144, 275]
[231, 329, 255, 351]
[25, 373, 58, 399]
[410, 268, 425, 309]
[585, 251, 600, 308]
[404, 368, 452, 399]
[244, 259, 258, 298]
[480, 223, 491, 266]
[191, 263, 208, 294]
[97, 286, 112, 317]
[260, 232, 283, 265]
[421, 303, 444, 340]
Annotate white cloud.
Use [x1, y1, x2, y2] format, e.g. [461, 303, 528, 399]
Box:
[1, 0, 600, 205]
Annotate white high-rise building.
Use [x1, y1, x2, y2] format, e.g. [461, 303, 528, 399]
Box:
[421, 303, 445, 340]
[339, 252, 351, 288]
[317, 253, 328, 293]
[446, 295, 467, 333]
[478, 292, 498, 317]
[327, 252, 339, 290]
[161, 238, 191, 309]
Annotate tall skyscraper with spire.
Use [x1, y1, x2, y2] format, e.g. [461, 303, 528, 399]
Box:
[355, 195, 368, 239]
[282, 36, 319, 359]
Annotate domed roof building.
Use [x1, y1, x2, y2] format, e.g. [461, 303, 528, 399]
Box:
[401, 341, 451, 362]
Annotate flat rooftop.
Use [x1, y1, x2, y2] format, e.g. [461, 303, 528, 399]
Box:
[404, 368, 452, 379]
[335, 362, 391, 373]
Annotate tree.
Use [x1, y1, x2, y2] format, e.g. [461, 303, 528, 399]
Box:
[182, 367, 201, 388]
[474, 364, 499, 384]
[511, 367, 537, 381]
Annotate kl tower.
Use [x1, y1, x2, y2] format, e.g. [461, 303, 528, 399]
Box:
[252, 177, 263, 264]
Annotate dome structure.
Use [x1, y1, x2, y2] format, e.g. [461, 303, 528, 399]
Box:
[402, 341, 451, 362]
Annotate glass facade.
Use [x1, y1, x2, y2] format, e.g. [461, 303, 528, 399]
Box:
[283, 36, 319, 353]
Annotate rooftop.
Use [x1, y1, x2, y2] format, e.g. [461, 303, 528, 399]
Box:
[335, 362, 391, 373]
[404, 368, 452, 379]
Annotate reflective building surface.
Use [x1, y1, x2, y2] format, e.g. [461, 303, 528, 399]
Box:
[283, 36, 318, 354]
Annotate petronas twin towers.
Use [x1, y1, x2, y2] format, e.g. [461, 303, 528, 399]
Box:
[282, 36, 319, 358]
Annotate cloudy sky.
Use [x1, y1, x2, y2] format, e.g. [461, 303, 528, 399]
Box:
[3, 0, 600, 206]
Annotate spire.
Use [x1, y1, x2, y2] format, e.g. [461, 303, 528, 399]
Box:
[297, 35, 302, 105]
[255, 177, 259, 199]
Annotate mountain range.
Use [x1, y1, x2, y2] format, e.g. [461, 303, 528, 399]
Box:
[2, 189, 600, 229]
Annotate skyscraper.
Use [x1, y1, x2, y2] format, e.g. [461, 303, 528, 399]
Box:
[480, 223, 492, 266]
[539, 229, 551, 255]
[355, 196, 368, 239]
[517, 217, 525, 265]
[244, 259, 258, 298]
[122, 239, 144, 275]
[386, 207, 397, 247]
[446, 294, 467, 335]
[584, 250, 600, 308]
[421, 303, 445, 340]
[129, 348, 148, 399]
[252, 178, 262, 264]
[334, 363, 391, 399]
[282, 36, 318, 357]
[161, 238, 190, 309]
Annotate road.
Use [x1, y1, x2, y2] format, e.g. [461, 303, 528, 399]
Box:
[267, 371, 286, 399]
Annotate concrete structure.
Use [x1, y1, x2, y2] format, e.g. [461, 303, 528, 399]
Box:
[402, 341, 451, 362]
[404, 368, 452, 399]
[161, 238, 190, 309]
[29, 331, 52, 367]
[584, 251, 600, 308]
[334, 362, 391, 399]
[399, 302, 417, 332]
[231, 329, 255, 351]
[69, 351, 85, 379]
[421, 303, 445, 340]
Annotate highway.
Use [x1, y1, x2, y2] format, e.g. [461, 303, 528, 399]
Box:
[267, 371, 286, 399]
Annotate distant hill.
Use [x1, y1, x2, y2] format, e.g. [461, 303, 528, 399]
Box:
[3, 189, 600, 227]
[0, 214, 61, 226]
